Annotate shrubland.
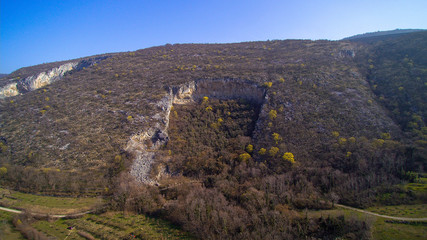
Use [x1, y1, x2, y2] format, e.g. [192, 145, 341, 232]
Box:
[0, 30, 426, 239]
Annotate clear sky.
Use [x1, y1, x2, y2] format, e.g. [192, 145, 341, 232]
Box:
[1, 0, 426, 73]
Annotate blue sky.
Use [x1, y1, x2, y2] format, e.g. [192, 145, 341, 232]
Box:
[1, 0, 426, 73]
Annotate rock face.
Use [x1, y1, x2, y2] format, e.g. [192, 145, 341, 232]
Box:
[172, 78, 266, 104]
[339, 49, 356, 58]
[0, 83, 19, 98]
[195, 79, 266, 104]
[128, 79, 266, 184]
[0, 56, 110, 98]
[16, 62, 78, 93]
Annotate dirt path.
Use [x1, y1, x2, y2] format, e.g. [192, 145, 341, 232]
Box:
[0, 206, 21, 214]
[0, 206, 93, 218]
[2, 202, 426, 221]
[335, 204, 427, 221]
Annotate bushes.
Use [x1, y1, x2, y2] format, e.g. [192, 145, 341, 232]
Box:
[162, 184, 370, 239]
[165, 98, 260, 177]
[13, 212, 50, 240]
[0, 164, 106, 196]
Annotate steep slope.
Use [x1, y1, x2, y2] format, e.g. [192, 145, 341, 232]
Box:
[353, 31, 427, 172]
[2, 32, 427, 239]
[343, 29, 424, 40]
[0, 56, 112, 98]
[0, 33, 424, 200]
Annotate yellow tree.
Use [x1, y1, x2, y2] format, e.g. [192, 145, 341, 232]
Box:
[239, 153, 251, 162]
[269, 110, 277, 120]
[246, 144, 254, 153]
[272, 133, 282, 144]
[0, 167, 7, 176]
[263, 82, 273, 88]
[202, 96, 209, 104]
[269, 147, 279, 157]
[282, 152, 295, 164]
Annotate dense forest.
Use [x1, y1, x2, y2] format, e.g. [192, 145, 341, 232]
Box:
[0, 30, 426, 239]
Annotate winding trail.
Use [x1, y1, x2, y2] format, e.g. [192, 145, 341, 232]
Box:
[335, 204, 427, 221]
[0, 206, 94, 218]
[1, 202, 426, 221]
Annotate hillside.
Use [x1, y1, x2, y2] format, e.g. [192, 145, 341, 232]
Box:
[343, 29, 425, 40]
[0, 31, 426, 239]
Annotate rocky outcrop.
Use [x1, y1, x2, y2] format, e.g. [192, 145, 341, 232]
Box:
[16, 62, 78, 93]
[0, 83, 19, 98]
[172, 81, 196, 104]
[194, 79, 266, 104]
[128, 79, 266, 184]
[172, 78, 266, 104]
[339, 49, 356, 58]
[0, 56, 109, 98]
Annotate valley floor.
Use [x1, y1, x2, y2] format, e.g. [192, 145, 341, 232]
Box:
[0, 188, 426, 239]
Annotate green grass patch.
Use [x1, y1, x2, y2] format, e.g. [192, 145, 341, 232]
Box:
[32, 219, 85, 240]
[0, 187, 104, 214]
[309, 205, 427, 240]
[373, 218, 427, 240]
[403, 177, 427, 193]
[366, 204, 427, 218]
[31, 211, 194, 240]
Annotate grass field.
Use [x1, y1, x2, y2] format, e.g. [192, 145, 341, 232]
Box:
[372, 218, 427, 240]
[33, 218, 86, 240]
[0, 187, 103, 214]
[366, 204, 427, 218]
[1, 187, 425, 239]
[366, 204, 427, 240]
[402, 177, 427, 193]
[308, 204, 427, 240]
[33, 211, 194, 240]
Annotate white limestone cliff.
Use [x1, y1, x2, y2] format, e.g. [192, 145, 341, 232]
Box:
[0, 83, 19, 98]
[0, 62, 77, 98]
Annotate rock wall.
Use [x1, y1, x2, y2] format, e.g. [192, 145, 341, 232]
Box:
[17, 62, 78, 93]
[0, 56, 110, 99]
[172, 78, 266, 104]
[0, 83, 19, 98]
[194, 79, 266, 104]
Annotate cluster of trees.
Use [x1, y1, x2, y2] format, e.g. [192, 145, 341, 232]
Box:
[164, 98, 260, 177]
[0, 164, 108, 196]
[110, 172, 371, 239]
[12, 212, 50, 240]
[110, 97, 374, 239]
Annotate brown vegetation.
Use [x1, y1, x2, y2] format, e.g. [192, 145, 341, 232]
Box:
[1, 31, 426, 239]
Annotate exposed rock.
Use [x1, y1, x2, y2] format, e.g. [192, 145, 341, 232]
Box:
[172, 81, 196, 104]
[339, 49, 356, 58]
[0, 56, 110, 98]
[18, 62, 78, 93]
[194, 79, 265, 104]
[0, 83, 19, 98]
[172, 78, 265, 104]
[127, 90, 173, 184]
